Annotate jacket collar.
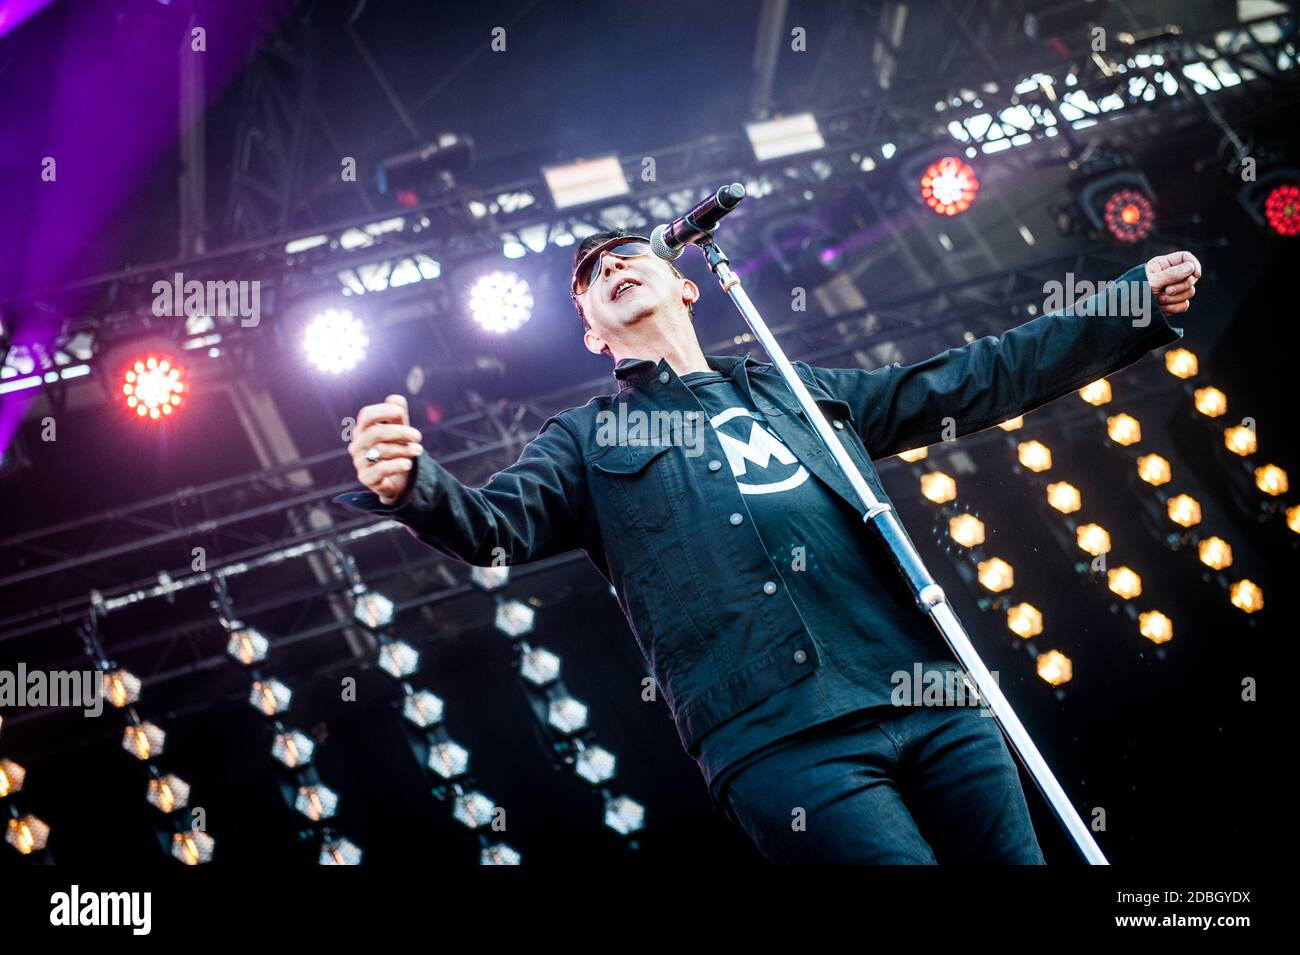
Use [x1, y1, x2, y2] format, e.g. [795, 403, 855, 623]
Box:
[612, 353, 760, 392]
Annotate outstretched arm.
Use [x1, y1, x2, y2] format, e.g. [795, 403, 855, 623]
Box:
[810, 253, 1201, 460]
[337, 395, 591, 566]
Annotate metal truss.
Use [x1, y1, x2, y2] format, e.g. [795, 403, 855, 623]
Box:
[2, 10, 1292, 396]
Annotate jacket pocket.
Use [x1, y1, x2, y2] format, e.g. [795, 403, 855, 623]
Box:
[590, 442, 683, 532]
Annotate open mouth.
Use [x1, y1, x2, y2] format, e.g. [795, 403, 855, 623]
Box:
[610, 277, 640, 301]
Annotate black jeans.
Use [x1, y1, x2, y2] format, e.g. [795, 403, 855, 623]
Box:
[721, 703, 1047, 864]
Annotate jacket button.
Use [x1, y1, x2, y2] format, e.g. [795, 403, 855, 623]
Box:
[793, 649, 808, 664]
[708, 459, 722, 472]
[763, 580, 777, 595]
[658, 371, 670, 383]
[833, 420, 845, 430]
[729, 513, 743, 526]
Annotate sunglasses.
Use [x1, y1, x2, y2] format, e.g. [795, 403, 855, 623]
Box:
[570, 236, 653, 297]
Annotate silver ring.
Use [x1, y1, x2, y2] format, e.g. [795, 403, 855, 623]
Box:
[364, 446, 381, 464]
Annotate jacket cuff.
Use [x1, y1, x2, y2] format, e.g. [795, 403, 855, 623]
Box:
[333, 453, 425, 516]
[1114, 263, 1185, 346]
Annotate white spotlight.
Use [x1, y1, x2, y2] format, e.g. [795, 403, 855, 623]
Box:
[304, 308, 369, 374]
[468, 272, 533, 334]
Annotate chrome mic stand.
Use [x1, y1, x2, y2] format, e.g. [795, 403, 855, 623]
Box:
[692, 233, 1109, 866]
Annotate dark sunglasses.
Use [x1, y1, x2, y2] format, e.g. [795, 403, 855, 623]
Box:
[570, 236, 653, 297]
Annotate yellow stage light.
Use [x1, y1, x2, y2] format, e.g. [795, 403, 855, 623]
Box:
[1164, 348, 1199, 379]
[1254, 464, 1288, 496]
[1229, 580, 1263, 613]
[1166, 493, 1201, 528]
[5, 814, 50, 855]
[1036, 650, 1072, 686]
[1078, 379, 1112, 405]
[948, 513, 985, 548]
[1197, 536, 1233, 571]
[1137, 453, 1172, 486]
[1106, 413, 1142, 446]
[1138, 610, 1173, 644]
[1017, 440, 1052, 472]
[1076, 523, 1111, 556]
[921, 471, 957, 504]
[1006, 603, 1043, 638]
[1223, 425, 1257, 457]
[1287, 504, 1300, 534]
[1107, 566, 1142, 600]
[1046, 481, 1081, 514]
[0, 758, 26, 798]
[1193, 386, 1227, 418]
[898, 447, 928, 462]
[977, 557, 1014, 593]
[997, 416, 1024, 431]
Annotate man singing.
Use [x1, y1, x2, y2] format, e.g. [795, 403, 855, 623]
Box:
[336, 228, 1200, 863]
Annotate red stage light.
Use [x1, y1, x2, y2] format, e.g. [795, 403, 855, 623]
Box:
[1102, 188, 1155, 243]
[1263, 183, 1300, 237]
[121, 355, 185, 421]
[919, 157, 979, 216]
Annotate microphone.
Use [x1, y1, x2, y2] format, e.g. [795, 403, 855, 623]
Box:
[650, 182, 747, 261]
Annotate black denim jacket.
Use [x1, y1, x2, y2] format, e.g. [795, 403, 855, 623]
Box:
[335, 265, 1181, 754]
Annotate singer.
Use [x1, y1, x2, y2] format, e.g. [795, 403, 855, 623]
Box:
[336, 227, 1201, 863]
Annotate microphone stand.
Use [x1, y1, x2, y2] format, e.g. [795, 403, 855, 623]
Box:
[693, 234, 1109, 866]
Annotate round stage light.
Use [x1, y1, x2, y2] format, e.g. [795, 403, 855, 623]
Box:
[920, 471, 957, 504]
[304, 307, 369, 374]
[1103, 189, 1155, 243]
[1139, 610, 1173, 645]
[1046, 482, 1081, 514]
[919, 157, 979, 216]
[948, 513, 985, 548]
[121, 355, 184, 421]
[1137, 453, 1172, 486]
[1254, 463, 1288, 496]
[1229, 579, 1264, 614]
[1078, 379, 1112, 406]
[1035, 650, 1072, 686]
[977, 557, 1014, 593]
[1006, 603, 1043, 639]
[1164, 347, 1199, 379]
[1263, 182, 1300, 237]
[1107, 566, 1142, 600]
[1017, 440, 1052, 473]
[1076, 523, 1111, 557]
[1106, 412, 1142, 446]
[469, 271, 533, 334]
[1166, 494, 1202, 528]
[1197, 536, 1233, 571]
[1193, 386, 1227, 418]
[1223, 425, 1257, 457]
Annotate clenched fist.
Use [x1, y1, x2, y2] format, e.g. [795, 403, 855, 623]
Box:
[348, 394, 423, 505]
[1146, 250, 1202, 317]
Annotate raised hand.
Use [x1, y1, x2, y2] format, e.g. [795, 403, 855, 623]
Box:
[1146, 250, 1202, 317]
[348, 394, 423, 504]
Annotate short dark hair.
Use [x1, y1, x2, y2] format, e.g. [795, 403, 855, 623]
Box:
[571, 229, 694, 355]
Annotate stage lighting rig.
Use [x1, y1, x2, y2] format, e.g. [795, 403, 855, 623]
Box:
[1239, 168, 1300, 238]
[376, 133, 474, 207]
[1060, 157, 1158, 244]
